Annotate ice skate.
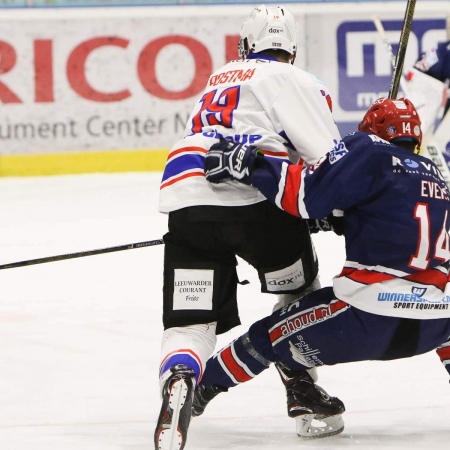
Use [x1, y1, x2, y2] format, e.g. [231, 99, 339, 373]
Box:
[191, 383, 228, 417]
[275, 361, 345, 439]
[154, 364, 195, 450]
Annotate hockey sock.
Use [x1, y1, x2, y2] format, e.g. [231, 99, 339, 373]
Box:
[159, 323, 218, 389]
[436, 341, 450, 378]
[200, 331, 273, 388]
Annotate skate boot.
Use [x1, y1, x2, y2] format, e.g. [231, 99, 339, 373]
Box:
[154, 364, 195, 450]
[191, 384, 228, 417]
[275, 361, 345, 439]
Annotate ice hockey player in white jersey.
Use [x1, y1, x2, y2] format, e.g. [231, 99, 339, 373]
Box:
[198, 97, 450, 439]
[404, 29, 450, 190]
[405, 25, 450, 137]
[414, 37, 450, 118]
[158, 9, 340, 212]
[154, 4, 342, 450]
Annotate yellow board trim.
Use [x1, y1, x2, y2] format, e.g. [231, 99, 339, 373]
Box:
[0, 149, 170, 177]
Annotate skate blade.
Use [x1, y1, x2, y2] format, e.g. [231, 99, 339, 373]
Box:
[158, 429, 183, 450]
[296, 413, 344, 439]
[155, 378, 190, 450]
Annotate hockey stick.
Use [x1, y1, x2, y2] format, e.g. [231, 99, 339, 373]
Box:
[372, 15, 409, 96]
[0, 238, 164, 270]
[388, 0, 416, 99]
[373, 15, 397, 70]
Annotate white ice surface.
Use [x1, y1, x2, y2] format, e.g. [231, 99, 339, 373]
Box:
[1, 173, 450, 450]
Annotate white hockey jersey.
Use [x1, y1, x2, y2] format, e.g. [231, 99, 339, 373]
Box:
[158, 55, 341, 213]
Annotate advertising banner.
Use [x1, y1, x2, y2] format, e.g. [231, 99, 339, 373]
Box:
[0, 3, 448, 175]
[306, 3, 449, 135]
[0, 7, 247, 155]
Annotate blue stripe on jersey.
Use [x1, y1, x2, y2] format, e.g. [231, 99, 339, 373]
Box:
[200, 332, 271, 388]
[161, 153, 205, 183]
[252, 156, 287, 205]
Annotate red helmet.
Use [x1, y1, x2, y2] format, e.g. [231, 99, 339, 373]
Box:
[358, 97, 422, 148]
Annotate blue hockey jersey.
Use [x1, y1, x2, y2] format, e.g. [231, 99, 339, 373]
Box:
[251, 131, 450, 318]
[415, 40, 450, 83]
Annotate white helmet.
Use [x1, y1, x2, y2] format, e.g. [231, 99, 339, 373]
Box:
[239, 4, 297, 61]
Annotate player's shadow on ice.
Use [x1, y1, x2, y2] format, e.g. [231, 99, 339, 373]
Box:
[189, 421, 450, 449]
[304, 429, 450, 448]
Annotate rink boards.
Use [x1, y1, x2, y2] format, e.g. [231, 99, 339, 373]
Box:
[0, 2, 448, 175]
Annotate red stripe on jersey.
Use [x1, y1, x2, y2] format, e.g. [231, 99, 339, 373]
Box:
[167, 146, 207, 160]
[262, 150, 289, 158]
[436, 346, 450, 361]
[326, 94, 333, 112]
[339, 267, 354, 277]
[330, 299, 350, 314]
[160, 170, 204, 189]
[404, 269, 448, 290]
[340, 267, 448, 289]
[345, 269, 395, 284]
[221, 346, 253, 383]
[269, 299, 349, 343]
[269, 325, 283, 343]
[280, 164, 303, 217]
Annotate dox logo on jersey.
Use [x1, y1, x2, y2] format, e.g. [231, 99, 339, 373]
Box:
[264, 259, 305, 292]
[337, 19, 447, 112]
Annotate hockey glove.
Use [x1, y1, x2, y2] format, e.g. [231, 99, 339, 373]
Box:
[205, 138, 263, 185]
[308, 214, 345, 236]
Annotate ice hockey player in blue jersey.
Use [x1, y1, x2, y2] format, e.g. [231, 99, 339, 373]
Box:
[196, 97, 450, 438]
